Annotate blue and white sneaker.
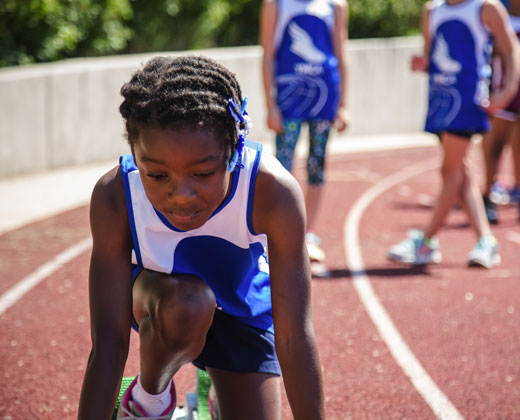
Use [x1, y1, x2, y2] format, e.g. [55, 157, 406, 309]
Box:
[468, 236, 501, 268]
[509, 185, 520, 203]
[490, 181, 510, 205]
[387, 229, 442, 265]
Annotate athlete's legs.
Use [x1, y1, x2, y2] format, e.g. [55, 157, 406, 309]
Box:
[305, 120, 331, 232]
[207, 368, 281, 420]
[461, 149, 493, 238]
[275, 120, 302, 173]
[481, 116, 510, 196]
[424, 132, 472, 238]
[132, 270, 215, 394]
[511, 119, 520, 189]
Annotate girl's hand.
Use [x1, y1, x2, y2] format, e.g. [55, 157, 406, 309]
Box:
[411, 55, 429, 72]
[334, 105, 350, 132]
[267, 106, 284, 133]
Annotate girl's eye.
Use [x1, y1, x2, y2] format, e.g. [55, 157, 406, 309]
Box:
[146, 173, 168, 181]
[194, 171, 214, 179]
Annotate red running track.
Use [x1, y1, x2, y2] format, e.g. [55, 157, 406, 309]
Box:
[1, 143, 519, 420]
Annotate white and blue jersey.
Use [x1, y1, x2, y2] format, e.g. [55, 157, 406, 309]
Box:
[120, 141, 274, 333]
[425, 0, 492, 133]
[274, 0, 340, 120]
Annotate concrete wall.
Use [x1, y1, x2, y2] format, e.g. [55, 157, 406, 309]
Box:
[0, 36, 427, 178]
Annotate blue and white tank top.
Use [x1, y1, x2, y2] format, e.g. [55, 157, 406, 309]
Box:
[274, 0, 340, 120]
[120, 141, 274, 332]
[425, 0, 492, 133]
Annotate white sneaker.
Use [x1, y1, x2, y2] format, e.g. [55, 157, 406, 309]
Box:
[117, 377, 176, 419]
[306, 232, 326, 262]
[387, 229, 442, 265]
[468, 236, 501, 269]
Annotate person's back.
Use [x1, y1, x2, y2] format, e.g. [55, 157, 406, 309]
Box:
[261, 0, 349, 271]
[425, 0, 492, 134]
[273, 0, 341, 120]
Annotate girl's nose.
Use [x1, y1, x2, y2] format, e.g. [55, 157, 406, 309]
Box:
[167, 179, 196, 203]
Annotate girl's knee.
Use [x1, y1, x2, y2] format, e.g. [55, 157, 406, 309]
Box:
[138, 272, 216, 351]
[440, 161, 464, 182]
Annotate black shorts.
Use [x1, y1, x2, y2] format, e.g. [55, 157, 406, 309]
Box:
[434, 130, 481, 141]
[193, 309, 281, 376]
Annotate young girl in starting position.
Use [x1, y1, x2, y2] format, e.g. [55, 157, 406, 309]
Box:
[78, 55, 325, 419]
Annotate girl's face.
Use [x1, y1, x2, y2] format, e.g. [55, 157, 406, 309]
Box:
[132, 125, 232, 231]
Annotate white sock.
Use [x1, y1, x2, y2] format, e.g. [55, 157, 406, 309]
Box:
[131, 374, 173, 417]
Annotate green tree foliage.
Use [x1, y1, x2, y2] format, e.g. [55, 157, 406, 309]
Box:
[349, 0, 423, 39]
[1, 0, 423, 67]
[0, 0, 133, 67]
[124, 0, 261, 53]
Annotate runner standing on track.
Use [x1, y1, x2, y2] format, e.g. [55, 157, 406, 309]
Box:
[388, 0, 520, 269]
[260, 0, 350, 265]
[481, 0, 520, 224]
[77, 55, 325, 420]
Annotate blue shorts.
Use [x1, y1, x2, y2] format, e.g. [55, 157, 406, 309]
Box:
[193, 309, 281, 375]
[131, 266, 280, 376]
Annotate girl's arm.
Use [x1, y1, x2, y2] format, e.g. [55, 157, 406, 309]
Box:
[260, 0, 284, 133]
[482, 0, 520, 113]
[411, 2, 433, 72]
[333, 0, 350, 131]
[254, 155, 325, 420]
[78, 167, 134, 420]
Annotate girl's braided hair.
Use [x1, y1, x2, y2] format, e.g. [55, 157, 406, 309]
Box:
[119, 55, 244, 155]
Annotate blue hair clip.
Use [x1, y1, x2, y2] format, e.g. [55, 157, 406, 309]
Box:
[227, 96, 252, 172]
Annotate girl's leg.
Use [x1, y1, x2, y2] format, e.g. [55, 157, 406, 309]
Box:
[132, 270, 216, 394]
[424, 132, 471, 238]
[275, 120, 302, 173]
[511, 119, 520, 190]
[481, 116, 510, 196]
[305, 120, 331, 232]
[461, 150, 492, 238]
[207, 368, 281, 420]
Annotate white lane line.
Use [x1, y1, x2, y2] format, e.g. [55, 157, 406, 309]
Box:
[344, 158, 465, 420]
[506, 231, 520, 245]
[0, 237, 92, 316]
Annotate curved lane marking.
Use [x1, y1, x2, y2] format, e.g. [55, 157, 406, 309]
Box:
[0, 237, 92, 316]
[344, 158, 465, 420]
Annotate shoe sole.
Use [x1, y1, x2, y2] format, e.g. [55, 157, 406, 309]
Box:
[468, 254, 501, 269]
[387, 252, 442, 265]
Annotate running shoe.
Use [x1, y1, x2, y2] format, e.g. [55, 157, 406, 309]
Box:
[483, 195, 499, 224]
[306, 232, 326, 262]
[489, 181, 510, 205]
[387, 229, 441, 265]
[117, 377, 176, 419]
[468, 236, 501, 269]
[509, 185, 520, 204]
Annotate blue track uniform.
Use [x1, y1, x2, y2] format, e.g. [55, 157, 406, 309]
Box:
[426, 0, 493, 133]
[274, 0, 340, 120]
[120, 141, 274, 333]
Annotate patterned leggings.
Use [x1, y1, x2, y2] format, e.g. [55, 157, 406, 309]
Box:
[275, 119, 332, 185]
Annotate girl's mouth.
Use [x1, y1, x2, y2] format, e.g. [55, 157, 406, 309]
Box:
[169, 210, 199, 225]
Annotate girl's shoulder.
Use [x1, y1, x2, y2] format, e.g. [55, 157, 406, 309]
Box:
[91, 164, 127, 219]
[252, 149, 306, 234]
